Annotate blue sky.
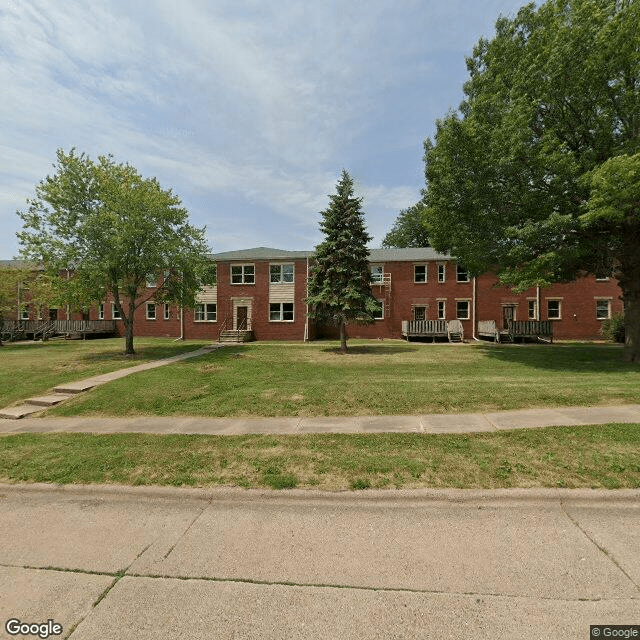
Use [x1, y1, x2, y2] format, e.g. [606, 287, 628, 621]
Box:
[1, 0, 530, 258]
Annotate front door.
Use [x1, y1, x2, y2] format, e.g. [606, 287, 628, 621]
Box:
[413, 306, 426, 322]
[236, 306, 248, 330]
[502, 305, 516, 329]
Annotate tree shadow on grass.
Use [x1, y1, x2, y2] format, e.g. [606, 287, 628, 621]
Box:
[477, 341, 634, 373]
[321, 344, 419, 355]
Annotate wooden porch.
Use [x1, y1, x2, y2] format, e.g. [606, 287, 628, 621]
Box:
[401, 320, 464, 343]
[1, 319, 117, 342]
[477, 319, 553, 343]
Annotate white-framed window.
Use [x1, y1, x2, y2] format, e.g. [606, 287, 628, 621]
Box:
[437, 264, 446, 283]
[195, 303, 217, 322]
[164, 303, 170, 320]
[437, 300, 446, 319]
[413, 306, 426, 321]
[20, 307, 29, 321]
[370, 265, 384, 283]
[270, 263, 294, 283]
[269, 302, 294, 321]
[414, 265, 427, 283]
[146, 274, 157, 288]
[98, 303, 105, 320]
[596, 299, 611, 320]
[231, 264, 254, 284]
[111, 303, 122, 320]
[373, 299, 384, 320]
[146, 303, 156, 320]
[528, 300, 538, 320]
[456, 264, 470, 282]
[456, 300, 470, 320]
[547, 299, 562, 319]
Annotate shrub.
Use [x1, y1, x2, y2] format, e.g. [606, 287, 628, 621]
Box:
[600, 312, 625, 343]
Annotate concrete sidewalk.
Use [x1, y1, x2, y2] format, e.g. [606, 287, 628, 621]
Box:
[0, 484, 638, 639]
[1, 404, 640, 435]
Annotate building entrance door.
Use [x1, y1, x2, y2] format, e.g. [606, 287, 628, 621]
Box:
[502, 305, 516, 330]
[236, 306, 248, 330]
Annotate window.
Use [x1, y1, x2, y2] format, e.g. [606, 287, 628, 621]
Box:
[370, 265, 384, 283]
[112, 304, 122, 320]
[195, 303, 217, 322]
[164, 303, 170, 320]
[456, 264, 470, 282]
[596, 299, 611, 320]
[414, 265, 427, 283]
[146, 274, 157, 288]
[528, 300, 538, 320]
[437, 264, 446, 283]
[98, 303, 105, 320]
[547, 299, 562, 319]
[269, 302, 294, 321]
[231, 264, 254, 284]
[373, 299, 384, 320]
[270, 263, 294, 283]
[456, 300, 470, 320]
[414, 306, 426, 321]
[146, 303, 156, 320]
[21, 307, 29, 321]
[437, 301, 446, 319]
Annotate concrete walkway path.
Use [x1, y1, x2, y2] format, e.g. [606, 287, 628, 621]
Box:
[1, 404, 639, 436]
[0, 484, 638, 639]
[0, 344, 224, 420]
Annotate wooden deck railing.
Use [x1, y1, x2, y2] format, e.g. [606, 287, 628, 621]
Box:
[402, 319, 448, 336]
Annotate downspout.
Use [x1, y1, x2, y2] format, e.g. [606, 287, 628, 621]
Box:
[473, 276, 481, 341]
[536, 285, 541, 320]
[304, 256, 309, 342]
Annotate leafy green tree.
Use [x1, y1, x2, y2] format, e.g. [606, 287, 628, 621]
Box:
[381, 202, 430, 248]
[422, 0, 640, 361]
[17, 149, 214, 355]
[306, 170, 379, 353]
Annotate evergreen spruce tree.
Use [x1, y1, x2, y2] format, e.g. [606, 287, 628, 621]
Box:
[307, 170, 379, 353]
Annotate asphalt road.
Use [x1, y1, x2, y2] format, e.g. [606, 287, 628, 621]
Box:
[0, 484, 638, 639]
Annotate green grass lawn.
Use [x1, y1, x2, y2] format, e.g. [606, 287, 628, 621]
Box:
[1, 424, 639, 490]
[0, 338, 210, 408]
[40, 339, 640, 418]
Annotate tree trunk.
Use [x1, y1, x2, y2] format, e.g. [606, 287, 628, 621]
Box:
[619, 236, 640, 363]
[623, 290, 640, 363]
[124, 300, 137, 356]
[339, 321, 348, 354]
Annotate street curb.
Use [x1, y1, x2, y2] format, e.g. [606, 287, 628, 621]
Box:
[1, 482, 639, 504]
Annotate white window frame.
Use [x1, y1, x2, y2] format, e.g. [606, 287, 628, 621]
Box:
[269, 302, 294, 322]
[146, 303, 156, 320]
[595, 299, 611, 320]
[370, 265, 384, 284]
[231, 264, 255, 285]
[437, 263, 446, 283]
[20, 307, 29, 321]
[527, 299, 538, 320]
[414, 264, 427, 283]
[270, 263, 294, 284]
[547, 299, 562, 320]
[111, 303, 122, 320]
[373, 299, 384, 320]
[195, 303, 217, 322]
[456, 300, 470, 320]
[98, 303, 105, 320]
[456, 264, 470, 283]
[146, 274, 157, 288]
[164, 303, 170, 320]
[437, 300, 446, 319]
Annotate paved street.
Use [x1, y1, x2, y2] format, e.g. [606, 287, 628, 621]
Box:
[0, 484, 638, 639]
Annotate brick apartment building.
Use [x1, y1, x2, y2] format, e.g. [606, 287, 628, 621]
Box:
[4, 247, 623, 342]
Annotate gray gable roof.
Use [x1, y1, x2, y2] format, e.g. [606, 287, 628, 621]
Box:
[208, 247, 452, 262]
